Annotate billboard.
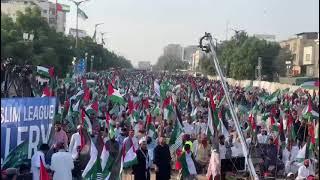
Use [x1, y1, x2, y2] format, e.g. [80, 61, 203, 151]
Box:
[1, 97, 57, 162]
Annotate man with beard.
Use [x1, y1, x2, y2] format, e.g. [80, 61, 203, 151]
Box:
[153, 136, 171, 180]
[133, 137, 151, 180]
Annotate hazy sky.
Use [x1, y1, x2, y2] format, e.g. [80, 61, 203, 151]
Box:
[55, 0, 319, 66]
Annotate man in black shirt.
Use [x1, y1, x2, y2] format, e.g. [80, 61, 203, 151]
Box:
[153, 136, 171, 180]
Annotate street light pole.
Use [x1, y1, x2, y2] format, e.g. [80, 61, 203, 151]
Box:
[71, 0, 88, 49]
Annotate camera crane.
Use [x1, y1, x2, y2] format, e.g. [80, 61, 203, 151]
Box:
[199, 32, 259, 180]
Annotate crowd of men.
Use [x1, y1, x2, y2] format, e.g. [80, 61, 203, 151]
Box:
[1, 69, 319, 180]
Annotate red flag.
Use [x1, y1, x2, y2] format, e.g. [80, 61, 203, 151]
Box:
[91, 101, 99, 113]
[209, 90, 216, 111]
[79, 127, 85, 151]
[287, 112, 293, 128]
[128, 97, 134, 114]
[143, 98, 149, 109]
[40, 157, 49, 180]
[307, 98, 312, 113]
[83, 88, 90, 102]
[146, 113, 152, 124]
[82, 78, 87, 88]
[309, 124, 315, 144]
[81, 109, 85, 125]
[64, 98, 70, 113]
[108, 84, 114, 96]
[249, 113, 256, 130]
[270, 115, 276, 126]
[42, 86, 50, 97]
[56, 3, 62, 12]
[49, 67, 55, 78]
[162, 97, 171, 109]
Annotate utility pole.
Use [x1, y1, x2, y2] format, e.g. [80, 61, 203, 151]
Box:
[71, 0, 89, 49]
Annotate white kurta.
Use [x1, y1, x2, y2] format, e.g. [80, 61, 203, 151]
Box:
[51, 151, 74, 180]
[31, 151, 47, 180]
[296, 164, 315, 180]
[257, 134, 268, 144]
[183, 122, 194, 135]
[68, 132, 81, 160]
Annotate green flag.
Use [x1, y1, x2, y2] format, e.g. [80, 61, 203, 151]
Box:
[2, 141, 29, 169]
[78, 8, 88, 20]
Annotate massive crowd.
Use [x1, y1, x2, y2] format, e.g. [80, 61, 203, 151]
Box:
[1, 69, 319, 180]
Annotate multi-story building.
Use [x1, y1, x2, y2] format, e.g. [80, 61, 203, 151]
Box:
[138, 61, 151, 71]
[163, 44, 184, 60]
[1, 0, 69, 33]
[183, 45, 199, 64]
[68, 28, 88, 39]
[254, 34, 276, 42]
[280, 32, 319, 77]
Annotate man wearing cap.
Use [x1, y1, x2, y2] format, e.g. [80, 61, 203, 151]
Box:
[69, 125, 84, 160]
[133, 137, 151, 180]
[50, 143, 74, 180]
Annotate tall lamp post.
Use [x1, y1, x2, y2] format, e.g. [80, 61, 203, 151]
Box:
[70, 0, 89, 49]
[90, 55, 94, 72]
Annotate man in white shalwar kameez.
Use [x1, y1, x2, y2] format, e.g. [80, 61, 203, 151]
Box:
[296, 159, 315, 180]
[51, 143, 74, 180]
[69, 125, 83, 160]
[31, 144, 50, 180]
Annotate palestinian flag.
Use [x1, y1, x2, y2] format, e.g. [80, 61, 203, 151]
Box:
[77, 7, 88, 20]
[160, 81, 170, 99]
[85, 101, 99, 115]
[300, 81, 319, 90]
[206, 106, 214, 139]
[40, 157, 49, 180]
[302, 98, 319, 119]
[81, 109, 92, 134]
[108, 84, 125, 105]
[2, 141, 29, 169]
[295, 143, 311, 162]
[100, 143, 114, 180]
[169, 117, 184, 145]
[82, 139, 101, 179]
[178, 152, 197, 177]
[37, 66, 50, 78]
[121, 141, 138, 169]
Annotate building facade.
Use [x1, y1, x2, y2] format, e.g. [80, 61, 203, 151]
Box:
[254, 34, 276, 41]
[280, 32, 319, 77]
[68, 28, 88, 39]
[138, 61, 151, 71]
[1, 0, 68, 33]
[163, 44, 184, 60]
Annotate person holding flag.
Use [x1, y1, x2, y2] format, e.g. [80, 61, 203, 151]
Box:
[31, 144, 50, 180]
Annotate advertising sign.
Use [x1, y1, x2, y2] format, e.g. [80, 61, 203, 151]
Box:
[1, 97, 57, 162]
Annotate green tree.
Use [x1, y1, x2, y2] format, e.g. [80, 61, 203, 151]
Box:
[217, 31, 281, 81]
[1, 7, 132, 77]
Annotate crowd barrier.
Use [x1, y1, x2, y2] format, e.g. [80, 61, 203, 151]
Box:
[207, 76, 318, 94]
